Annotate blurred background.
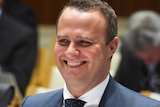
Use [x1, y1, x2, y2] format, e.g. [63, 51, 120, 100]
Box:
[17, 0, 160, 24]
[3, 0, 160, 106]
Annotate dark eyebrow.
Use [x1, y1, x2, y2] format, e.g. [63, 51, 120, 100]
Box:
[56, 35, 69, 39]
[56, 35, 99, 43]
[77, 35, 98, 43]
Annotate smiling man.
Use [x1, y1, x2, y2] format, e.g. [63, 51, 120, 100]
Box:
[20, 0, 160, 107]
[55, 6, 115, 98]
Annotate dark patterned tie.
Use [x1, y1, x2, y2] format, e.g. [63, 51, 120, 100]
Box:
[65, 99, 86, 107]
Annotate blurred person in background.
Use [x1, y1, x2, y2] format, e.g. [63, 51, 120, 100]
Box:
[3, 0, 38, 52]
[3, 0, 38, 30]
[115, 10, 160, 94]
[0, 0, 37, 96]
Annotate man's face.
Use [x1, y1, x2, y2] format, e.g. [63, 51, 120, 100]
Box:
[136, 45, 160, 65]
[55, 7, 118, 92]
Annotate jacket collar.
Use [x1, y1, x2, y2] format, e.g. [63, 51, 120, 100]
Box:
[99, 76, 119, 107]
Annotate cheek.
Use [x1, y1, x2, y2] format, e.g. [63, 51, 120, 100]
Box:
[84, 47, 99, 57]
[84, 46, 106, 62]
[54, 45, 64, 60]
[84, 50, 97, 58]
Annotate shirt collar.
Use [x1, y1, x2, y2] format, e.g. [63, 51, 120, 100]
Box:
[63, 74, 110, 106]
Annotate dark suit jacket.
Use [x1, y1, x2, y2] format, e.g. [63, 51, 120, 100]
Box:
[114, 40, 160, 93]
[3, 0, 37, 30]
[0, 13, 37, 96]
[0, 83, 14, 107]
[19, 76, 160, 107]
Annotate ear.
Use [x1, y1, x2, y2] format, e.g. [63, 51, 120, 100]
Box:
[107, 37, 119, 58]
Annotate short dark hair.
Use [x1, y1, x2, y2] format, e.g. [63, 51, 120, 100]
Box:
[56, 0, 117, 45]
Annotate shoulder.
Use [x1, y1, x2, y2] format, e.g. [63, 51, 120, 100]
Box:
[3, 0, 35, 16]
[20, 89, 63, 107]
[1, 13, 32, 31]
[0, 13, 35, 38]
[105, 77, 160, 107]
[115, 80, 160, 106]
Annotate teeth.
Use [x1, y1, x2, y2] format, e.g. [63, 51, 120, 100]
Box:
[67, 62, 82, 66]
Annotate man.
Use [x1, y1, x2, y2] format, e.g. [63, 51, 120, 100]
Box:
[0, 0, 37, 96]
[114, 11, 160, 94]
[20, 0, 160, 107]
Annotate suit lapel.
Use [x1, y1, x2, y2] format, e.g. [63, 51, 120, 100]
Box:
[99, 76, 120, 107]
[45, 90, 63, 107]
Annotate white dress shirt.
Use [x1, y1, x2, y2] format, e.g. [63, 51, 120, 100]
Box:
[62, 74, 110, 107]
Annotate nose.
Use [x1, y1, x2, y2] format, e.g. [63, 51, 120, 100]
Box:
[65, 43, 80, 58]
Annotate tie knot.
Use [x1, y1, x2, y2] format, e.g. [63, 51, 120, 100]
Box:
[65, 99, 86, 107]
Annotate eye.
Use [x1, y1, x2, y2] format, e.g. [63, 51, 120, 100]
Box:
[79, 40, 92, 46]
[57, 39, 70, 46]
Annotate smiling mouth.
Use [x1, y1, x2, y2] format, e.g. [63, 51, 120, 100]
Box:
[64, 61, 86, 67]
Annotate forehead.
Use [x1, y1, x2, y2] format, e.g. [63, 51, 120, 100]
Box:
[136, 45, 160, 53]
[58, 7, 106, 26]
[57, 7, 107, 40]
[57, 7, 107, 36]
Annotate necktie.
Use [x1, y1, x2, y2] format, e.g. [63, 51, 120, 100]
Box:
[65, 99, 86, 107]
